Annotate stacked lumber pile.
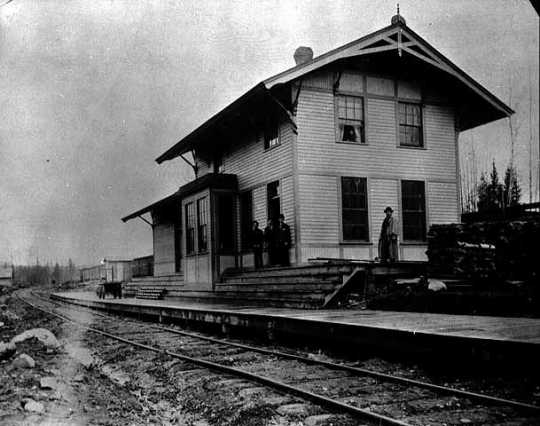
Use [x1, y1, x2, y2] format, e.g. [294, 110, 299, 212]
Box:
[427, 218, 540, 284]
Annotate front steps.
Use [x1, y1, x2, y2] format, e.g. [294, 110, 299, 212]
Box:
[215, 264, 358, 308]
[123, 274, 184, 299]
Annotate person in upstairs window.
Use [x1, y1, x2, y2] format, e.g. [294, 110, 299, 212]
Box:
[264, 219, 276, 267]
[276, 214, 292, 266]
[250, 220, 264, 269]
[378, 206, 399, 263]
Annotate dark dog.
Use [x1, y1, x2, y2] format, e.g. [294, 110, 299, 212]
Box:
[96, 282, 122, 299]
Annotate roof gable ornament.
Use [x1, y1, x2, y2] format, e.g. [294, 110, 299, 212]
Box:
[391, 4, 407, 26]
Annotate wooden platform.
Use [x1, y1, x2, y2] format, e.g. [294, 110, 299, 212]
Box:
[51, 291, 540, 369]
[123, 261, 428, 308]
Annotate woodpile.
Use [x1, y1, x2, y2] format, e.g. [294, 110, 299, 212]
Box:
[427, 218, 540, 284]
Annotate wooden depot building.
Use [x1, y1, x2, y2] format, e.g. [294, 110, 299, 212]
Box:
[122, 13, 512, 303]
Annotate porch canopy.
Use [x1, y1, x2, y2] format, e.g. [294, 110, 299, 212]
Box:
[122, 173, 238, 223]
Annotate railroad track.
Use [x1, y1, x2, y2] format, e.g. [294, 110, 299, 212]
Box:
[17, 290, 540, 426]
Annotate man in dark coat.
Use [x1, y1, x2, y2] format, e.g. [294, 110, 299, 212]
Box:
[264, 219, 276, 266]
[250, 220, 264, 269]
[378, 206, 399, 263]
[275, 214, 291, 266]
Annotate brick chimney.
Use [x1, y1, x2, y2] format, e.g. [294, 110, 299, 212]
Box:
[293, 46, 313, 65]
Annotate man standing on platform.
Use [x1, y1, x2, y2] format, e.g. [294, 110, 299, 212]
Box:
[378, 206, 398, 263]
[276, 214, 291, 266]
[250, 221, 264, 269]
[264, 219, 276, 266]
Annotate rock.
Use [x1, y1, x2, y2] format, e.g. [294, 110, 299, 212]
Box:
[101, 365, 130, 386]
[10, 328, 60, 348]
[0, 340, 16, 360]
[1, 309, 20, 321]
[304, 414, 335, 426]
[0, 321, 5, 327]
[40, 377, 59, 390]
[24, 399, 44, 413]
[427, 279, 447, 292]
[11, 353, 36, 369]
[64, 343, 95, 368]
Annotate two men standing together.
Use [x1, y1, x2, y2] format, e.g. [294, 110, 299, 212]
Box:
[250, 214, 291, 269]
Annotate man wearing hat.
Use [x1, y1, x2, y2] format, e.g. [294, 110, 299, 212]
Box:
[378, 206, 399, 263]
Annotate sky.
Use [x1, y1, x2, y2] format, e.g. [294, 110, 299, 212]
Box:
[0, 0, 538, 266]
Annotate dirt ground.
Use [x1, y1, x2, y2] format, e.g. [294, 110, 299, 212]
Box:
[0, 286, 351, 426]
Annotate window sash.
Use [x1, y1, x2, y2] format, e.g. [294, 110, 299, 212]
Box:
[264, 124, 280, 149]
[185, 203, 196, 255]
[399, 102, 423, 147]
[341, 177, 369, 241]
[197, 197, 208, 253]
[336, 95, 365, 143]
[401, 181, 426, 241]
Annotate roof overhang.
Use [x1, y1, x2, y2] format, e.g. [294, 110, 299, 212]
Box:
[156, 84, 295, 164]
[122, 173, 238, 223]
[157, 21, 513, 164]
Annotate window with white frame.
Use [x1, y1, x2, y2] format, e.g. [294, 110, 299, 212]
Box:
[185, 202, 196, 255]
[401, 180, 427, 241]
[264, 122, 280, 150]
[336, 95, 365, 143]
[341, 177, 369, 241]
[197, 197, 208, 253]
[398, 102, 423, 147]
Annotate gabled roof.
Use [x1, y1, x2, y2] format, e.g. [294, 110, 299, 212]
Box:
[156, 17, 513, 164]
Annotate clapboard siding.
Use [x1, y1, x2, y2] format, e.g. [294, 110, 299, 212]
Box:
[300, 246, 340, 263]
[369, 178, 399, 244]
[196, 157, 211, 176]
[298, 174, 339, 244]
[296, 88, 457, 182]
[153, 222, 175, 276]
[222, 121, 294, 190]
[281, 175, 295, 243]
[303, 70, 335, 90]
[246, 176, 296, 245]
[428, 181, 459, 225]
[253, 185, 267, 228]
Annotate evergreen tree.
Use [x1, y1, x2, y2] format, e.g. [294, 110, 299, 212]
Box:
[477, 161, 503, 212]
[477, 172, 489, 212]
[503, 164, 521, 207]
[52, 262, 61, 284]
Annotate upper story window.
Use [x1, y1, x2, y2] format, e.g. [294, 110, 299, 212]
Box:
[264, 123, 280, 150]
[185, 202, 196, 255]
[213, 155, 223, 173]
[197, 197, 208, 253]
[399, 102, 423, 147]
[341, 177, 369, 241]
[401, 180, 426, 241]
[336, 95, 365, 143]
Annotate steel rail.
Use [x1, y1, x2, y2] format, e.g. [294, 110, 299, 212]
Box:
[36, 291, 540, 413]
[18, 293, 412, 426]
